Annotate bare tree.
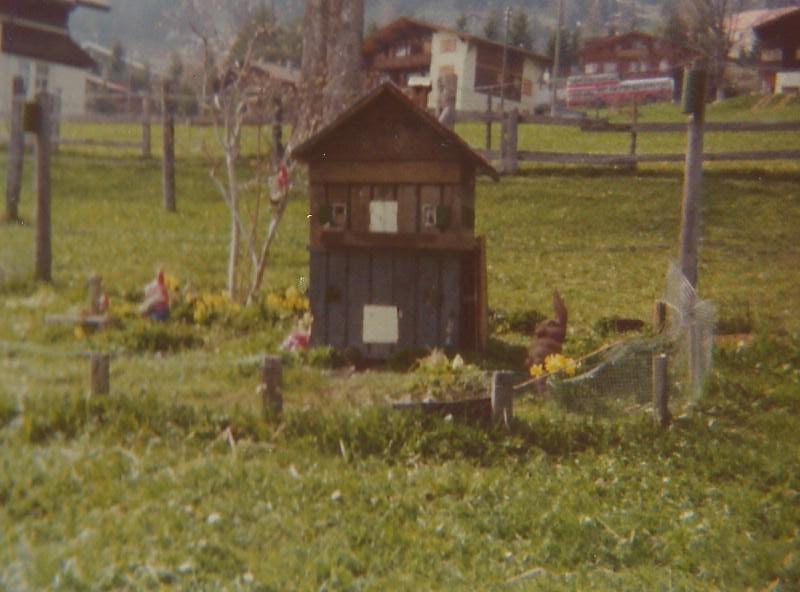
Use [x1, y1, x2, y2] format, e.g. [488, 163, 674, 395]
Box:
[175, 0, 364, 302]
[682, 0, 751, 100]
[183, 0, 294, 303]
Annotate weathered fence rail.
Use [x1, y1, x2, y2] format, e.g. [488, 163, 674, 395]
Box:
[479, 148, 800, 166]
[460, 107, 800, 173]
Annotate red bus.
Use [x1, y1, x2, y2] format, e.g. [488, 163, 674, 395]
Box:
[566, 75, 674, 108]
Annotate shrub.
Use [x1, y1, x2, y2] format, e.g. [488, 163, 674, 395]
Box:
[112, 320, 203, 353]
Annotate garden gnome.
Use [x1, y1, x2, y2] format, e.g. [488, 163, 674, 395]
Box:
[139, 268, 170, 321]
[527, 290, 568, 368]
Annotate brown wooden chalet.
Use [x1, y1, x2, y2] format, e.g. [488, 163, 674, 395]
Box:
[363, 17, 551, 112]
[753, 7, 800, 93]
[0, 0, 108, 69]
[291, 82, 498, 359]
[577, 31, 695, 86]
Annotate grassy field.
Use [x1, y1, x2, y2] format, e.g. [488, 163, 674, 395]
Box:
[1, 96, 799, 589]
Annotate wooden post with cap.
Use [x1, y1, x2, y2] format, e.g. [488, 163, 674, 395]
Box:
[4, 76, 25, 223]
[34, 92, 52, 281]
[260, 355, 283, 419]
[161, 81, 176, 212]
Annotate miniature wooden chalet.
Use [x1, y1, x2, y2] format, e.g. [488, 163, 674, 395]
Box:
[291, 82, 498, 359]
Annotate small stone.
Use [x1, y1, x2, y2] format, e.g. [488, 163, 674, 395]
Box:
[330, 490, 342, 502]
[207, 512, 221, 525]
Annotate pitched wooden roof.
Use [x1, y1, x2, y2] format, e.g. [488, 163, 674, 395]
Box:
[753, 6, 800, 35]
[291, 82, 499, 181]
[0, 0, 108, 69]
[363, 16, 551, 67]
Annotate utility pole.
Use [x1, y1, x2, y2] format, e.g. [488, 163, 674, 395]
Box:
[550, 0, 564, 117]
[500, 7, 511, 115]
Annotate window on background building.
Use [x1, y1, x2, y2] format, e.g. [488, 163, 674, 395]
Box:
[440, 37, 457, 53]
[34, 62, 49, 93]
[522, 78, 533, 97]
[795, 48, 800, 61]
[603, 62, 617, 74]
[761, 48, 782, 62]
[585, 63, 598, 74]
[16, 58, 31, 95]
[659, 59, 670, 72]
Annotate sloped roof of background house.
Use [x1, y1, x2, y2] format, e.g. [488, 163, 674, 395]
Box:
[364, 16, 551, 67]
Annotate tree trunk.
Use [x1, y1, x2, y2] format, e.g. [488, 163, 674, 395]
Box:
[226, 151, 240, 300]
[323, 0, 364, 123]
[293, 0, 329, 146]
[291, 0, 364, 148]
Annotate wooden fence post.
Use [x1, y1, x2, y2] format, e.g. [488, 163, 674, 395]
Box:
[90, 353, 110, 396]
[141, 92, 152, 159]
[50, 90, 62, 153]
[628, 98, 638, 171]
[4, 76, 24, 223]
[502, 109, 519, 175]
[88, 273, 102, 314]
[491, 371, 514, 427]
[161, 81, 176, 212]
[260, 355, 283, 418]
[652, 301, 670, 427]
[485, 93, 492, 151]
[34, 92, 52, 282]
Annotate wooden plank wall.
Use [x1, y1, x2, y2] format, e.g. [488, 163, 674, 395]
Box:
[309, 249, 466, 358]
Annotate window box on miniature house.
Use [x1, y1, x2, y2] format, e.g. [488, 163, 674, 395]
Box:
[291, 82, 499, 359]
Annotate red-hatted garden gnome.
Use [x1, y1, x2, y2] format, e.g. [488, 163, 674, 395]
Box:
[139, 268, 170, 321]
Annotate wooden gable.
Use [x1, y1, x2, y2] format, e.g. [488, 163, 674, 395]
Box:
[292, 82, 498, 180]
[0, 0, 108, 69]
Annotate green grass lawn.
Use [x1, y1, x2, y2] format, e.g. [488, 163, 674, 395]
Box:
[1, 97, 799, 589]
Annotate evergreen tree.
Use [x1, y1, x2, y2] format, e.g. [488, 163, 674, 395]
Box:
[509, 9, 533, 49]
[169, 51, 183, 85]
[483, 11, 500, 41]
[230, 4, 302, 67]
[110, 41, 127, 84]
[366, 20, 379, 37]
[547, 26, 580, 77]
[660, 1, 689, 49]
[455, 12, 469, 33]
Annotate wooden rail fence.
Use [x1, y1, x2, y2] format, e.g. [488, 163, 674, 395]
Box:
[459, 109, 800, 174]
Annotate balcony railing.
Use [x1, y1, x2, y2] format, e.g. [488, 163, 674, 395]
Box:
[371, 53, 431, 71]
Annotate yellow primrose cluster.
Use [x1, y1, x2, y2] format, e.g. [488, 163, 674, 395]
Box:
[163, 273, 180, 293]
[265, 286, 309, 317]
[529, 353, 578, 379]
[190, 291, 241, 325]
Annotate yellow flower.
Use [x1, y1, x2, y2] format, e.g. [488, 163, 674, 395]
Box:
[545, 354, 567, 375]
[529, 364, 544, 378]
[266, 293, 282, 310]
[74, 326, 85, 340]
[164, 274, 180, 292]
